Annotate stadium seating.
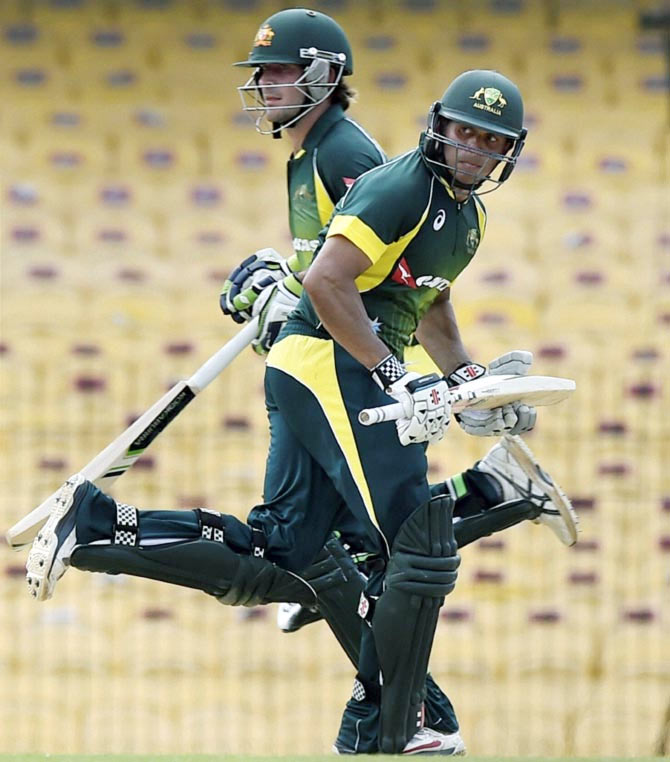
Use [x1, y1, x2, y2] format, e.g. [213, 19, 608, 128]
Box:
[1, 0, 669, 757]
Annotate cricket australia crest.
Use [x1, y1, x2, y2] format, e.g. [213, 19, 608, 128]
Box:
[254, 24, 275, 47]
[470, 87, 508, 116]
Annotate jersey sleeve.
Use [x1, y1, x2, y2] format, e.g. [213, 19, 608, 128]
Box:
[325, 159, 426, 265]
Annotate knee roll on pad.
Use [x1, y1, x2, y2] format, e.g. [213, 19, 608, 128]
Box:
[373, 495, 459, 754]
[302, 535, 367, 668]
[71, 538, 316, 608]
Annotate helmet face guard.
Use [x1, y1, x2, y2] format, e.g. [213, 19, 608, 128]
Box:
[237, 48, 347, 135]
[423, 103, 527, 196]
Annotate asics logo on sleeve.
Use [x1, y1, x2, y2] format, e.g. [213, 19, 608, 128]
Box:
[433, 209, 446, 231]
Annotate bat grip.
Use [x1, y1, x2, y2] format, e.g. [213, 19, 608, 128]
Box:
[358, 401, 406, 426]
[188, 317, 259, 392]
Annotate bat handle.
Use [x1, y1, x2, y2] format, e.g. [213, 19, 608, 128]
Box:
[359, 388, 461, 426]
[358, 401, 406, 425]
[189, 317, 259, 392]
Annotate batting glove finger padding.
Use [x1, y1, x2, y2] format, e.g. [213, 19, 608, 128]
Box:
[220, 248, 293, 323]
[505, 402, 537, 434]
[370, 355, 451, 446]
[456, 405, 512, 436]
[488, 349, 537, 435]
[488, 349, 533, 377]
[251, 275, 302, 355]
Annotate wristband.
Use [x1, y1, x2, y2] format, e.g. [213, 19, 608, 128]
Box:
[370, 354, 406, 392]
[447, 362, 487, 388]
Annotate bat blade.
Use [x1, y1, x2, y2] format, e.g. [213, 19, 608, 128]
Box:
[6, 318, 259, 551]
[358, 374, 576, 426]
[448, 374, 576, 412]
[6, 381, 196, 550]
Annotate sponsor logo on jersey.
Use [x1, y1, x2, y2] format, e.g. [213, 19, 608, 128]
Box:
[466, 227, 480, 255]
[253, 24, 275, 47]
[293, 236, 319, 252]
[470, 86, 507, 116]
[416, 275, 451, 291]
[391, 258, 450, 292]
[391, 256, 417, 288]
[433, 209, 446, 231]
[342, 177, 355, 189]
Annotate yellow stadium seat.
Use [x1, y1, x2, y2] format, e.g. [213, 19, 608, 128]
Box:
[1, 210, 69, 258]
[114, 133, 204, 177]
[71, 211, 159, 258]
[15, 133, 111, 178]
[1, 2, 668, 759]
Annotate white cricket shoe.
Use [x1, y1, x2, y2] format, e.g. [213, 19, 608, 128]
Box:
[401, 728, 467, 755]
[26, 474, 89, 601]
[475, 435, 579, 546]
[333, 727, 466, 756]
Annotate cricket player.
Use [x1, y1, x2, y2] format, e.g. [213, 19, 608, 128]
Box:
[26, 12, 577, 757]
[219, 9, 577, 752]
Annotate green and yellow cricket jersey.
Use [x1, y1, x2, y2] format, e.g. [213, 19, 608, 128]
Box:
[288, 139, 487, 358]
[287, 104, 386, 271]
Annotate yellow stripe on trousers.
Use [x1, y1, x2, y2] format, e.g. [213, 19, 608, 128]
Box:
[266, 334, 378, 528]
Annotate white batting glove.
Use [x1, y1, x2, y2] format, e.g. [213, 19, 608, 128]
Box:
[488, 350, 536, 434]
[220, 248, 293, 324]
[488, 349, 533, 376]
[251, 275, 302, 355]
[448, 352, 537, 437]
[370, 355, 451, 446]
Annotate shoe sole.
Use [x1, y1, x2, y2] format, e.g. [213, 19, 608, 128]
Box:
[502, 435, 579, 546]
[334, 743, 466, 756]
[26, 474, 86, 601]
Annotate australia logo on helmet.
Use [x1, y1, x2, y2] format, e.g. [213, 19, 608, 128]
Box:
[254, 24, 275, 47]
[470, 87, 507, 117]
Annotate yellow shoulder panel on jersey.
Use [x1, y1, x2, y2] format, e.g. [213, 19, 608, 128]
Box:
[326, 214, 387, 263]
[314, 166, 336, 227]
[473, 195, 487, 240]
[326, 187, 432, 294]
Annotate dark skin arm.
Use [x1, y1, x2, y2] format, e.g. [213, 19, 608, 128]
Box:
[413, 288, 471, 376]
[302, 235, 394, 370]
[304, 236, 470, 375]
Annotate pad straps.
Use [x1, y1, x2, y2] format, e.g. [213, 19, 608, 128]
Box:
[196, 508, 226, 544]
[113, 503, 138, 546]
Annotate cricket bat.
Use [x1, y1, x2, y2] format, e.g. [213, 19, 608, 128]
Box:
[6, 318, 259, 551]
[358, 374, 576, 425]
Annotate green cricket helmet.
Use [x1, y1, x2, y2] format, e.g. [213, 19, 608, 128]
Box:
[235, 8, 353, 135]
[422, 69, 527, 195]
